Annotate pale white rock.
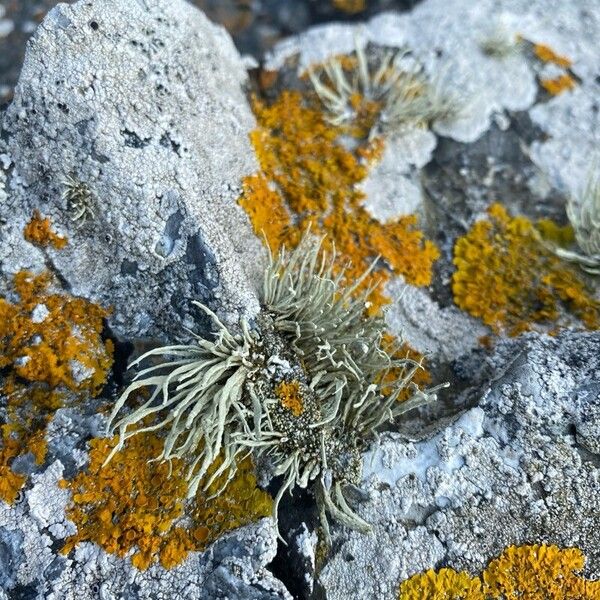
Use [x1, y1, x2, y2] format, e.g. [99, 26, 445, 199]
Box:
[0, 0, 265, 340]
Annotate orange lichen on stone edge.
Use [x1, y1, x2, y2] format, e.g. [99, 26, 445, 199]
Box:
[399, 544, 600, 599]
[540, 74, 576, 96]
[533, 43, 572, 68]
[23, 210, 67, 249]
[0, 271, 113, 504]
[239, 90, 439, 314]
[332, 0, 366, 14]
[61, 432, 273, 570]
[0, 271, 113, 393]
[452, 203, 599, 336]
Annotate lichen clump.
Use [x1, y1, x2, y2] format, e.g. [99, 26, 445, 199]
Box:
[23, 210, 67, 249]
[0, 271, 113, 393]
[540, 74, 575, 96]
[240, 90, 439, 312]
[307, 43, 458, 138]
[452, 203, 600, 335]
[0, 271, 113, 504]
[533, 43, 572, 68]
[332, 0, 366, 14]
[106, 234, 438, 538]
[399, 544, 600, 599]
[61, 432, 272, 570]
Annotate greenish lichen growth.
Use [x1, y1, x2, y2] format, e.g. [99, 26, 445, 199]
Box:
[307, 40, 460, 138]
[551, 169, 600, 274]
[107, 232, 442, 539]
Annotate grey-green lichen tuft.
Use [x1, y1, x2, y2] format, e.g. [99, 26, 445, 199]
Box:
[556, 169, 600, 274]
[106, 231, 443, 537]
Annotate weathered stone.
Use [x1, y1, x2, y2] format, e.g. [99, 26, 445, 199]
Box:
[319, 331, 600, 599]
[0, 0, 264, 341]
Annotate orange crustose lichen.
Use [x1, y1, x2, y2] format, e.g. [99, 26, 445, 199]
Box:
[533, 43, 572, 68]
[332, 0, 366, 14]
[399, 544, 600, 599]
[0, 271, 114, 504]
[540, 73, 576, 95]
[275, 380, 305, 417]
[0, 271, 113, 393]
[240, 90, 439, 313]
[23, 210, 68, 249]
[61, 431, 273, 570]
[399, 567, 484, 599]
[452, 203, 599, 336]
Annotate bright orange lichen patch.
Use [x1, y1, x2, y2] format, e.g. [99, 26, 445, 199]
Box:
[399, 567, 483, 599]
[452, 204, 600, 336]
[0, 271, 113, 504]
[240, 90, 439, 313]
[23, 210, 67, 249]
[540, 73, 576, 95]
[276, 380, 304, 416]
[399, 544, 600, 599]
[332, 0, 366, 13]
[61, 432, 272, 570]
[0, 271, 113, 394]
[533, 43, 572, 68]
[483, 544, 600, 598]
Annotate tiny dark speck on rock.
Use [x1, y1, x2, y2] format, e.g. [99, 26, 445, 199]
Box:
[89, 21, 99, 31]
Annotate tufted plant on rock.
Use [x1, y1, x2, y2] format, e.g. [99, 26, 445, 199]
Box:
[106, 231, 441, 539]
[307, 39, 460, 138]
[554, 169, 600, 274]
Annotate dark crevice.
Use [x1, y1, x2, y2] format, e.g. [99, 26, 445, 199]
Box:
[267, 484, 320, 600]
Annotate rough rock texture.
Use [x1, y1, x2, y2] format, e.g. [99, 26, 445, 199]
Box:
[319, 331, 600, 599]
[0, 0, 264, 340]
[266, 0, 600, 325]
[0, 407, 291, 600]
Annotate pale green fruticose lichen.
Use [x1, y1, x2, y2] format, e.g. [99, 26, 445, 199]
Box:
[555, 168, 600, 274]
[106, 231, 444, 539]
[307, 37, 461, 137]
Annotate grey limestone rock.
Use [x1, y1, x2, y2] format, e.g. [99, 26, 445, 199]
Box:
[0, 0, 264, 341]
[319, 331, 600, 599]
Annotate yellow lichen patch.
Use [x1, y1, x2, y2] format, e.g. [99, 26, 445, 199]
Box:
[399, 544, 600, 599]
[452, 204, 600, 335]
[332, 0, 366, 13]
[0, 270, 113, 504]
[61, 432, 272, 570]
[0, 271, 114, 394]
[540, 73, 576, 95]
[276, 380, 304, 416]
[399, 568, 484, 599]
[239, 173, 295, 251]
[240, 90, 439, 313]
[483, 544, 600, 598]
[23, 210, 67, 249]
[533, 43, 572, 68]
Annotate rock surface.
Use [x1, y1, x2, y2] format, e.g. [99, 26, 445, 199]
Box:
[0, 0, 263, 341]
[319, 331, 600, 599]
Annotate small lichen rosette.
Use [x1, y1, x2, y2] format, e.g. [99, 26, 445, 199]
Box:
[107, 232, 440, 536]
